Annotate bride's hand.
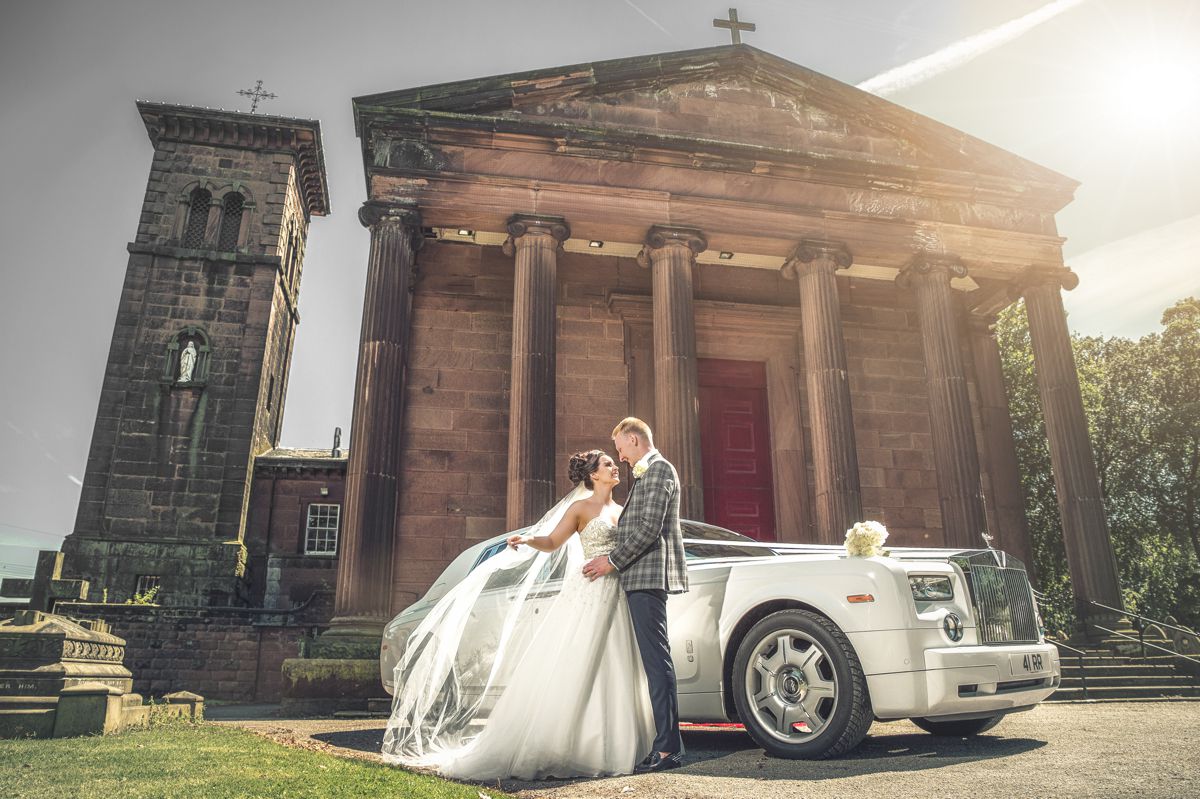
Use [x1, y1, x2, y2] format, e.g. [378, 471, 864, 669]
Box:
[507, 534, 528, 549]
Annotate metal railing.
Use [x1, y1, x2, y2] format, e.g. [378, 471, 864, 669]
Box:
[1049, 638, 1091, 700]
[1088, 601, 1200, 666]
[1031, 594, 1200, 698]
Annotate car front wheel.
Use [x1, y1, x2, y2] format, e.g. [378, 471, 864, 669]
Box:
[731, 609, 873, 759]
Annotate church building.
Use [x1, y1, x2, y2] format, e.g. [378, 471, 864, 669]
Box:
[26, 43, 1123, 702]
[332, 44, 1122, 640]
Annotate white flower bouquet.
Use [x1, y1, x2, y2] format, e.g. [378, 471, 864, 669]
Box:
[844, 520, 890, 558]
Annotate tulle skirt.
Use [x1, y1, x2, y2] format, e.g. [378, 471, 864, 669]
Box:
[390, 569, 655, 781]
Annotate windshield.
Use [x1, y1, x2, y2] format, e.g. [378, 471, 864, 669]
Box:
[682, 522, 778, 560]
[470, 521, 777, 576]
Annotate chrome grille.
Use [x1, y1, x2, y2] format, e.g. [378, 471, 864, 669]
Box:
[955, 553, 1040, 644]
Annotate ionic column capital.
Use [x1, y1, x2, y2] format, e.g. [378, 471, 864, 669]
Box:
[501, 213, 570, 255]
[358, 201, 423, 252]
[896, 253, 967, 288]
[358, 200, 421, 230]
[636, 225, 706, 268]
[781, 239, 852, 279]
[1017, 265, 1080, 294]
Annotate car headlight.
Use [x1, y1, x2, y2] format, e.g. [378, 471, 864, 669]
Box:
[943, 612, 964, 642]
[910, 575, 954, 601]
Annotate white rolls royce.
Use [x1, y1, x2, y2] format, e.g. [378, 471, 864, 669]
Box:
[379, 520, 1060, 759]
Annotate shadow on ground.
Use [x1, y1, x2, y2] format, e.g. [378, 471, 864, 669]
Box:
[310, 724, 1047, 788]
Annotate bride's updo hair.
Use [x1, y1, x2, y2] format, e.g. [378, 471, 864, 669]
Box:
[568, 449, 604, 489]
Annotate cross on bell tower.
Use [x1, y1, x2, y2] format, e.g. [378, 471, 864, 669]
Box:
[236, 79, 277, 113]
[713, 8, 756, 45]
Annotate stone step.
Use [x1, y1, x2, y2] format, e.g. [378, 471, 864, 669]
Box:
[1065, 657, 1185, 671]
[1049, 685, 1200, 701]
[1059, 674, 1199, 688]
[331, 697, 393, 719]
[331, 709, 389, 719]
[1052, 652, 1181, 663]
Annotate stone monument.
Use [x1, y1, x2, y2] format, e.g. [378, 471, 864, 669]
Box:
[0, 553, 203, 737]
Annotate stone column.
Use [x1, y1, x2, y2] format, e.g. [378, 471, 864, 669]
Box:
[1023, 268, 1124, 633]
[637, 225, 706, 521]
[967, 314, 1036, 571]
[781, 240, 862, 543]
[898, 255, 988, 548]
[502, 214, 569, 529]
[327, 201, 422, 641]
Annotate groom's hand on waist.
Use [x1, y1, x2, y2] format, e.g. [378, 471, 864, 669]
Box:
[582, 555, 616, 581]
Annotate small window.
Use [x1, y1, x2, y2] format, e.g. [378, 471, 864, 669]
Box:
[182, 188, 211, 248]
[217, 192, 245, 251]
[135, 575, 161, 595]
[304, 503, 341, 555]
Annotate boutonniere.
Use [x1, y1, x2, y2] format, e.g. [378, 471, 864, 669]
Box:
[632, 463, 649, 479]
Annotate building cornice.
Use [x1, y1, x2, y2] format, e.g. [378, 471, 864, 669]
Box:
[137, 100, 330, 217]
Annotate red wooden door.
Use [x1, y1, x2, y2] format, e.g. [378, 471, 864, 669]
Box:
[698, 358, 776, 540]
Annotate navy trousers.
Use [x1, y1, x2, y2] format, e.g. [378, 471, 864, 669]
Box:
[626, 589, 683, 754]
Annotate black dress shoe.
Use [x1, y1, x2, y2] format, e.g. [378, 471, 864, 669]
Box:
[635, 751, 683, 773]
[639, 752, 656, 767]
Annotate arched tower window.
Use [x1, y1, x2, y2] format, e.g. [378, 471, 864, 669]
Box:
[162, 327, 211, 386]
[217, 192, 245, 251]
[182, 188, 211, 248]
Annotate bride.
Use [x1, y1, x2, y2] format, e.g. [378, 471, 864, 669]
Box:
[381, 449, 655, 780]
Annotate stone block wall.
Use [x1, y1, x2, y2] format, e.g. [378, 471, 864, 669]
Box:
[243, 462, 345, 609]
[57, 598, 331, 703]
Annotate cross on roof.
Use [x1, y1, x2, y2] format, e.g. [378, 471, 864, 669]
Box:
[236, 79, 278, 113]
[713, 7, 755, 45]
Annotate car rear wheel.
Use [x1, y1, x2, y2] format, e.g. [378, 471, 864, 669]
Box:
[912, 714, 1004, 737]
[731, 609, 873, 759]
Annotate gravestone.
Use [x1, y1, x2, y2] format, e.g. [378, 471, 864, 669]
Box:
[0, 609, 135, 737]
[0, 551, 205, 737]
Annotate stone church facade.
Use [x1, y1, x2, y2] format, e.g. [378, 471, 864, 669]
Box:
[15, 44, 1123, 702]
[332, 45, 1122, 641]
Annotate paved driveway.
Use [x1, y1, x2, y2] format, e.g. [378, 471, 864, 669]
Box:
[215, 700, 1199, 798]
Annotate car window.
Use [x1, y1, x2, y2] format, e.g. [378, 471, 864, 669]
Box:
[470, 528, 566, 589]
[472, 540, 510, 571]
[681, 522, 778, 559]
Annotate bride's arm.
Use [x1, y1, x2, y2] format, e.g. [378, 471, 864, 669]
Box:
[507, 502, 583, 552]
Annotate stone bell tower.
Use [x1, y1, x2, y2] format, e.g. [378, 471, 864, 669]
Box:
[61, 101, 330, 605]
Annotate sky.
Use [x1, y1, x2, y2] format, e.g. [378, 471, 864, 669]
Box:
[1, 0, 1198, 581]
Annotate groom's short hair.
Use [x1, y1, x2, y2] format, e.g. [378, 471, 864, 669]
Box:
[612, 416, 653, 442]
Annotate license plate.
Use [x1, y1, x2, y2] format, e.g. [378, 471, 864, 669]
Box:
[1010, 652, 1049, 676]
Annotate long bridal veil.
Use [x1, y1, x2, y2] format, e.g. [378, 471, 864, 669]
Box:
[381, 484, 592, 766]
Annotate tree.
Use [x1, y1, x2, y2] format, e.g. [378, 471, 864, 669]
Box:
[996, 297, 1200, 631]
[1149, 298, 1200, 567]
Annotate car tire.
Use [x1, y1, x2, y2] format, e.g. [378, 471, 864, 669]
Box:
[731, 609, 873, 759]
[911, 714, 1004, 737]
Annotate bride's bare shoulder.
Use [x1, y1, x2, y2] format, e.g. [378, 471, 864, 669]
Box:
[565, 497, 597, 525]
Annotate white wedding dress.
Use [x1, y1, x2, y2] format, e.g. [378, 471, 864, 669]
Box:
[382, 513, 655, 780]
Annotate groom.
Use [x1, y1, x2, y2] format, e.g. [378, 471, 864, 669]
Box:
[582, 417, 689, 772]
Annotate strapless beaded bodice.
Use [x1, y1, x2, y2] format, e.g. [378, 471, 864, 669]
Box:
[579, 517, 619, 559]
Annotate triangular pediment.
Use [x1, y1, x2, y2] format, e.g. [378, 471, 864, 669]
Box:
[354, 45, 1074, 188]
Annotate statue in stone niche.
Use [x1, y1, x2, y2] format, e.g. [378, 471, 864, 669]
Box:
[178, 341, 197, 383]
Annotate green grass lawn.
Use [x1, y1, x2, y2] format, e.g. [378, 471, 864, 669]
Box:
[0, 719, 516, 799]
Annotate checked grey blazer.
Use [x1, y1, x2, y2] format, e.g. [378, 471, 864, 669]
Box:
[608, 452, 689, 594]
